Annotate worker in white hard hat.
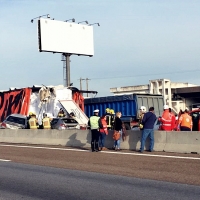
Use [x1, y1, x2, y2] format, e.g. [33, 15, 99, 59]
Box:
[163, 105, 169, 110]
[138, 106, 146, 130]
[159, 105, 173, 131]
[88, 109, 103, 152]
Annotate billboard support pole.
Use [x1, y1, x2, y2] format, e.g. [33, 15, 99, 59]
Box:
[65, 53, 71, 87]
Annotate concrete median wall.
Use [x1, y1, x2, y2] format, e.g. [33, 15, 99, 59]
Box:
[0, 129, 200, 153]
[164, 131, 200, 153]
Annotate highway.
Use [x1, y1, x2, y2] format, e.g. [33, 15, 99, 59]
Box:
[0, 143, 200, 199]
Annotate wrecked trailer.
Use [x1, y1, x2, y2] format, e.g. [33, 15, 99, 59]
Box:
[0, 85, 88, 128]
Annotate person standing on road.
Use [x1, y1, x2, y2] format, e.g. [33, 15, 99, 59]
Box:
[122, 122, 127, 141]
[42, 113, 52, 129]
[88, 109, 103, 152]
[159, 105, 173, 131]
[57, 108, 65, 118]
[69, 112, 77, 120]
[169, 108, 176, 131]
[105, 108, 111, 130]
[29, 113, 38, 129]
[99, 115, 108, 151]
[113, 111, 123, 151]
[109, 109, 115, 130]
[69, 112, 80, 129]
[138, 106, 146, 130]
[27, 112, 33, 129]
[139, 107, 157, 153]
[178, 109, 193, 131]
[175, 109, 184, 131]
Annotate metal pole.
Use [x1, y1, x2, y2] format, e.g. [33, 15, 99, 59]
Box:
[86, 78, 90, 97]
[80, 78, 82, 90]
[62, 54, 66, 87]
[65, 53, 71, 87]
[79, 78, 85, 94]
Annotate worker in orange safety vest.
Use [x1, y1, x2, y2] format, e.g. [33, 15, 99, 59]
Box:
[169, 108, 176, 131]
[178, 109, 193, 131]
[159, 105, 174, 131]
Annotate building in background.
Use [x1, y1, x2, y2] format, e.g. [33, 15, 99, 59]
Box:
[110, 79, 200, 114]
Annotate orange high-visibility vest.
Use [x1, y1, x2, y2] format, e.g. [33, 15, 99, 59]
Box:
[160, 110, 173, 131]
[100, 119, 108, 134]
[171, 113, 176, 130]
[178, 113, 193, 129]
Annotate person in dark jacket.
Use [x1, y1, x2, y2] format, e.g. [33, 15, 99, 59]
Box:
[88, 109, 103, 152]
[105, 108, 112, 130]
[139, 107, 157, 153]
[113, 111, 123, 151]
[57, 108, 65, 118]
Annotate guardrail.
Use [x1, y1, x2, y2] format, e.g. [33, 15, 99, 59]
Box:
[0, 129, 199, 154]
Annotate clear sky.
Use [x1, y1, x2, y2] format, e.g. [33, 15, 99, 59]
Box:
[0, 0, 200, 97]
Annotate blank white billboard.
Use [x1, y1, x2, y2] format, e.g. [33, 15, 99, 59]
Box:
[38, 18, 94, 56]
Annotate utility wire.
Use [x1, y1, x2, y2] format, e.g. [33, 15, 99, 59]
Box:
[83, 68, 200, 80]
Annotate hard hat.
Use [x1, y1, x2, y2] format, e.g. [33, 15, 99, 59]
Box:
[140, 106, 146, 112]
[164, 105, 169, 110]
[93, 109, 99, 113]
[29, 112, 33, 116]
[105, 108, 110, 113]
[31, 112, 36, 116]
[110, 109, 115, 114]
[139, 124, 143, 129]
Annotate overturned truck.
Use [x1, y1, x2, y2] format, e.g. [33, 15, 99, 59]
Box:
[0, 85, 88, 128]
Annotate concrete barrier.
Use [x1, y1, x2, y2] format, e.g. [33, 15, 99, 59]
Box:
[0, 129, 200, 153]
[69, 130, 90, 148]
[164, 131, 200, 153]
[0, 129, 86, 146]
[105, 130, 167, 151]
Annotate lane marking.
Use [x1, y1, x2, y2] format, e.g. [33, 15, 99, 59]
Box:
[0, 144, 200, 160]
[0, 144, 87, 152]
[101, 151, 200, 160]
[0, 159, 11, 162]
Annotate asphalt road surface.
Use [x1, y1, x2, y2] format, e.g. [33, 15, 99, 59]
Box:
[0, 143, 200, 200]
